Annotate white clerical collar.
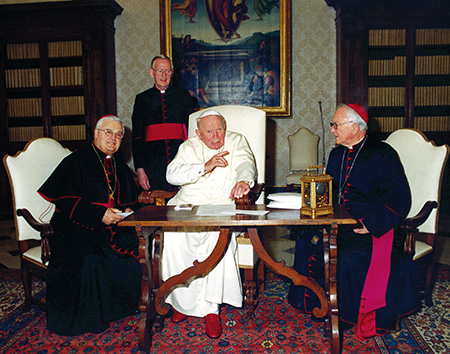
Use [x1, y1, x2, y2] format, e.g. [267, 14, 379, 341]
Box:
[347, 135, 366, 150]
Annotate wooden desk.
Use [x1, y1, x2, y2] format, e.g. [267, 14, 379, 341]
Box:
[119, 204, 358, 354]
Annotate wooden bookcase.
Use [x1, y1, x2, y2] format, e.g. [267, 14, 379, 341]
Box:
[325, 0, 450, 145]
[0, 0, 123, 218]
[5, 40, 86, 143]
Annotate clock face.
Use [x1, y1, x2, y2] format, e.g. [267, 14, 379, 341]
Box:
[316, 183, 327, 195]
[316, 182, 329, 207]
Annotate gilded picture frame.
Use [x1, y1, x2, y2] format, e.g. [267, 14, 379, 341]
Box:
[160, 0, 292, 117]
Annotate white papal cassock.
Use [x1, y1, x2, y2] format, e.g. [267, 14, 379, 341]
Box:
[162, 131, 257, 317]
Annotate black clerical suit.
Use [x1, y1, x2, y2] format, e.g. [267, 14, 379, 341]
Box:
[131, 85, 198, 190]
[288, 135, 421, 334]
[38, 144, 141, 336]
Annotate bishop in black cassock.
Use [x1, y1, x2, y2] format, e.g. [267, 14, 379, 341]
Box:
[38, 116, 141, 336]
[288, 104, 420, 339]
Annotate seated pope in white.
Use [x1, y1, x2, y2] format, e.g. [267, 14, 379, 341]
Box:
[162, 109, 257, 338]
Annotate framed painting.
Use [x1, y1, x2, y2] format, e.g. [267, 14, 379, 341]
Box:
[160, 0, 292, 117]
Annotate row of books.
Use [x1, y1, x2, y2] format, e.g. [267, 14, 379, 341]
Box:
[368, 87, 405, 106]
[5, 68, 41, 88]
[369, 55, 449, 77]
[52, 124, 86, 141]
[8, 96, 85, 117]
[368, 56, 406, 76]
[369, 29, 405, 47]
[416, 28, 450, 46]
[6, 40, 83, 60]
[415, 55, 450, 75]
[415, 86, 450, 106]
[372, 117, 404, 133]
[415, 116, 450, 131]
[8, 126, 43, 142]
[369, 86, 449, 107]
[50, 96, 85, 116]
[8, 124, 86, 142]
[373, 116, 450, 133]
[6, 66, 84, 88]
[6, 43, 40, 60]
[8, 98, 42, 117]
[49, 66, 84, 86]
[48, 40, 83, 58]
[369, 28, 450, 47]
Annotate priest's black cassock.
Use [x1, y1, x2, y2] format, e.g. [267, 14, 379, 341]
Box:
[288, 135, 421, 333]
[132, 85, 198, 190]
[38, 144, 141, 336]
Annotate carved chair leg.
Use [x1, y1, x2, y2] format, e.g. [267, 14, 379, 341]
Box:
[20, 266, 32, 312]
[256, 258, 265, 293]
[242, 268, 257, 320]
[424, 260, 434, 307]
[151, 289, 165, 333]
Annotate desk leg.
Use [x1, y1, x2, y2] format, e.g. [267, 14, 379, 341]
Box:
[155, 228, 232, 316]
[136, 224, 157, 354]
[247, 228, 328, 319]
[323, 223, 340, 354]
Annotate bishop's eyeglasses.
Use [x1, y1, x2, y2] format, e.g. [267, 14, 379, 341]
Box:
[330, 121, 353, 129]
[97, 129, 124, 140]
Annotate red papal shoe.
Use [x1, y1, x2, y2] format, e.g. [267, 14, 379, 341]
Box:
[205, 313, 222, 339]
[172, 308, 187, 323]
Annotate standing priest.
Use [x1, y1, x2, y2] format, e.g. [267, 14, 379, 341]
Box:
[38, 115, 141, 336]
[131, 54, 198, 191]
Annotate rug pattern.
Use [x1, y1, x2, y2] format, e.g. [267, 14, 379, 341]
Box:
[0, 266, 449, 353]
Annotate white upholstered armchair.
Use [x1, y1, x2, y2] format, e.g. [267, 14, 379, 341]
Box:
[3, 138, 71, 311]
[286, 127, 320, 191]
[139, 105, 267, 313]
[385, 129, 449, 306]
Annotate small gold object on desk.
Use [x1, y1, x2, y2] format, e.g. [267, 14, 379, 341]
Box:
[300, 165, 333, 219]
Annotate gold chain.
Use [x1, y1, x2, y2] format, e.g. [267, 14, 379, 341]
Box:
[92, 144, 117, 200]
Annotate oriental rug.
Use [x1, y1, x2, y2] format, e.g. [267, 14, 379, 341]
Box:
[0, 266, 449, 354]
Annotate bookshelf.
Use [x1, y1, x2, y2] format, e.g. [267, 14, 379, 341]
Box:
[0, 0, 123, 218]
[5, 40, 85, 143]
[325, 0, 450, 146]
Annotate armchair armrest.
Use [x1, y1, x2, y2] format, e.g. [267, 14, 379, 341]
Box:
[138, 190, 178, 206]
[17, 208, 53, 264]
[401, 200, 437, 255]
[235, 183, 264, 205]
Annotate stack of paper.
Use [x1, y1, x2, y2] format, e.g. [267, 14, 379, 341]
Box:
[267, 192, 302, 209]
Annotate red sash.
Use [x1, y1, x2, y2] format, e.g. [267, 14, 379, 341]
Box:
[356, 228, 394, 339]
[93, 201, 116, 208]
[145, 123, 187, 142]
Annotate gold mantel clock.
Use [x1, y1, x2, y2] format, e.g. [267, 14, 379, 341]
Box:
[300, 165, 333, 219]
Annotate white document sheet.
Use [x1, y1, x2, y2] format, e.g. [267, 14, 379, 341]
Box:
[196, 204, 269, 216]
